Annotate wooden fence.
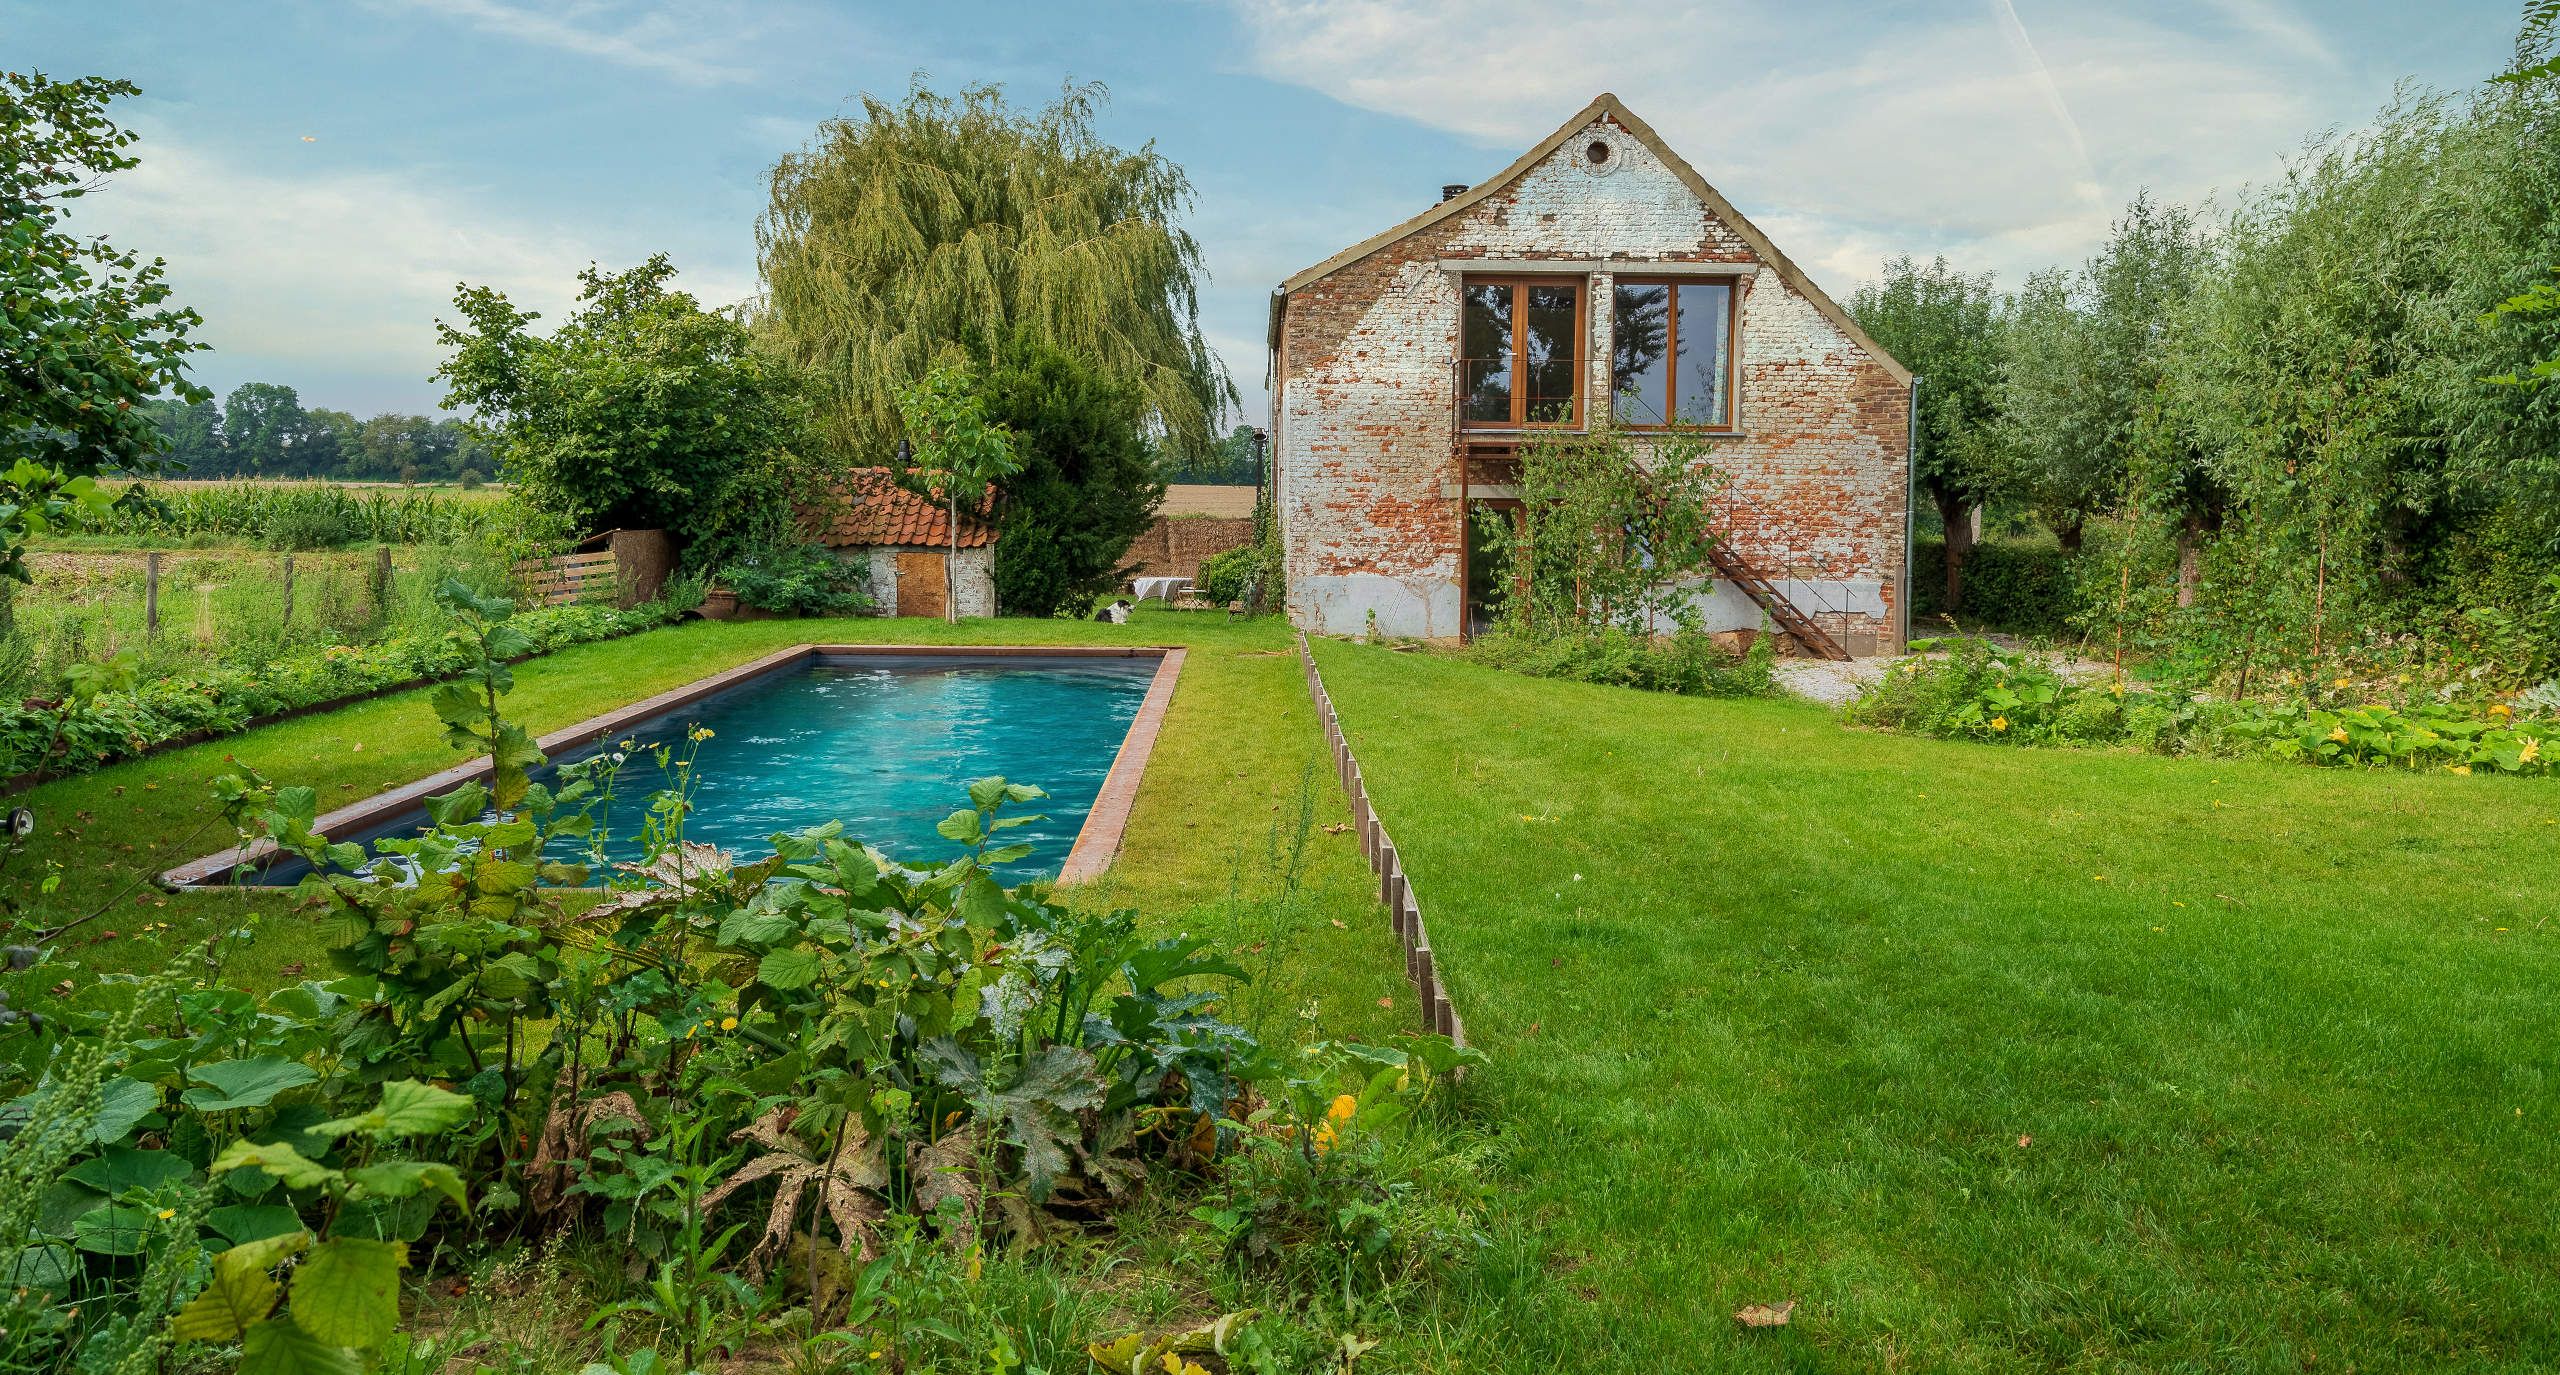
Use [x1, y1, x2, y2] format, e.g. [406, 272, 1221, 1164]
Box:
[514, 530, 673, 608]
[513, 549, 620, 606]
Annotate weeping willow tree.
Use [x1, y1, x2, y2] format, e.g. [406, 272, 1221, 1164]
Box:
[756, 81, 1234, 463]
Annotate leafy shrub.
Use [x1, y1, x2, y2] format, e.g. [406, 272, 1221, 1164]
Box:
[718, 542, 869, 616]
[978, 337, 1164, 618]
[1197, 542, 1271, 607]
[1461, 627, 1777, 698]
[1847, 637, 2560, 775]
[1914, 538, 2078, 635]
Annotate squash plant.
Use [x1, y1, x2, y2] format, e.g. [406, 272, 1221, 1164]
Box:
[175, 1079, 475, 1373]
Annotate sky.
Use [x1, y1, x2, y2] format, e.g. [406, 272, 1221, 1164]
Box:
[6, 0, 2529, 426]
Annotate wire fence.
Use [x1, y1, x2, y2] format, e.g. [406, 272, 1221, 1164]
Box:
[8, 542, 568, 690]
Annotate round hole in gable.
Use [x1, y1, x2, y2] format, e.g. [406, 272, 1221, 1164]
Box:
[1585, 139, 1612, 166]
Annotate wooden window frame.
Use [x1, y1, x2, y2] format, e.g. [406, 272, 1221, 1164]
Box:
[1459, 275, 1587, 431]
[1611, 277, 1741, 433]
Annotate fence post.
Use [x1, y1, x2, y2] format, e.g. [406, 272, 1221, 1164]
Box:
[374, 544, 393, 623]
[281, 554, 296, 628]
[144, 552, 161, 639]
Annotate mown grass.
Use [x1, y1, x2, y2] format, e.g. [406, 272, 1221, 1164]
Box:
[17, 611, 1409, 1045]
[1312, 637, 2560, 1373]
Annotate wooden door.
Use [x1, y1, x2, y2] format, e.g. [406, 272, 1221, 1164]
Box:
[895, 550, 947, 618]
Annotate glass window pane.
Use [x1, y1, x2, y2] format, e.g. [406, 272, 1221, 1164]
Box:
[1611, 283, 1672, 425]
[1523, 284, 1579, 423]
[1461, 283, 1514, 423]
[1674, 282, 1731, 426]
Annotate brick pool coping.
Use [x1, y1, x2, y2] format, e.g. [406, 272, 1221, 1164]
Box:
[160, 643, 1186, 891]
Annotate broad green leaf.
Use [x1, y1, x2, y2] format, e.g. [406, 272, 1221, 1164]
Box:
[208, 1203, 307, 1245]
[315, 1080, 475, 1141]
[65, 1145, 195, 1197]
[1, 1243, 75, 1290]
[346, 1160, 467, 1211]
[183, 1057, 320, 1112]
[71, 1204, 154, 1256]
[89, 1077, 158, 1143]
[36, 1180, 104, 1236]
[210, 1137, 340, 1191]
[719, 907, 796, 946]
[291, 1236, 406, 1349]
[172, 1241, 289, 1343]
[237, 1313, 361, 1375]
[757, 947, 821, 991]
[936, 808, 984, 845]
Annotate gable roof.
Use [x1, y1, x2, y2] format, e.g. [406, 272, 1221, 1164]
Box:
[1275, 93, 1911, 386]
[810, 467, 997, 549]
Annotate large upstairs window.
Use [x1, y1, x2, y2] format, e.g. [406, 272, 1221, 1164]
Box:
[1611, 278, 1736, 428]
[1460, 277, 1582, 427]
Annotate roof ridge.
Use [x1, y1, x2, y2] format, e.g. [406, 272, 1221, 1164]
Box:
[1273, 93, 1910, 385]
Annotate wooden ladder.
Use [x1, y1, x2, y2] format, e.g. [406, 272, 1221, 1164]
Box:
[1708, 542, 1851, 661]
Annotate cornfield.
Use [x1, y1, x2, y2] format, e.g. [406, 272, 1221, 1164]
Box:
[67, 482, 529, 548]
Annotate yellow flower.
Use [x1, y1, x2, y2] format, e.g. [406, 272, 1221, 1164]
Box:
[720, 1016, 739, 1031]
[2333, 676, 2352, 689]
[2327, 726, 2349, 743]
[1327, 1094, 1358, 1124]
[2523, 737, 2542, 764]
[155, 1208, 175, 1220]
[2448, 764, 2473, 775]
[2491, 703, 2515, 720]
[1990, 716, 2009, 732]
[688, 726, 716, 743]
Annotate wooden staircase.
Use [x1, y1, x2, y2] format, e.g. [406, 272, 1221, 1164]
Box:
[1708, 542, 1850, 661]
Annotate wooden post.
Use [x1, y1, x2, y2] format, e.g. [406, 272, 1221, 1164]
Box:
[374, 544, 393, 621]
[144, 552, 161, 639]
[281, 554, 296, 628]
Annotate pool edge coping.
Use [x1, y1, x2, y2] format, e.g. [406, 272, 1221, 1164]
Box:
[160, 642, 1184, 891]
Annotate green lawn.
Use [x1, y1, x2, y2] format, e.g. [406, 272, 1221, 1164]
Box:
[34, 610, 2560, 1370]
[17, 611, 1409, 1044]
[1313, 638, 2560, 1373]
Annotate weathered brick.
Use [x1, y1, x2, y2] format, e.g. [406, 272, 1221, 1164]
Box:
[1270, 100, 1911, 652]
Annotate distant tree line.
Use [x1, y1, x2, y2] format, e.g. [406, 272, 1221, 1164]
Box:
[141, 384, 495, 485]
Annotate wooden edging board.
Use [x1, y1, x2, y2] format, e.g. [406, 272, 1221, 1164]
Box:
[1296, 633, 1466, 1049]
[160, 643, 1185, 891]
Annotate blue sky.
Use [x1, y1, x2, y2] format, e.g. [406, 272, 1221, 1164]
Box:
[7, 0, 2528, 424]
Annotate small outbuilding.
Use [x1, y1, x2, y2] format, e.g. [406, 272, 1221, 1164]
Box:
[812, 467, 998, 618]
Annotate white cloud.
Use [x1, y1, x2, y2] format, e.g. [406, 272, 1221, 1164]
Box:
[1222, 0, 2357, 292]
[57, 136, 756, 411]
[379, 0, 768, 85]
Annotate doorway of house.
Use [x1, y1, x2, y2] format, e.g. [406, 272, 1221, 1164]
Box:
[1465, 499, 1522, 637]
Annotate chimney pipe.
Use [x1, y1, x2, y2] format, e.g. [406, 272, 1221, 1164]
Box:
[1440, 183, 1467, 202]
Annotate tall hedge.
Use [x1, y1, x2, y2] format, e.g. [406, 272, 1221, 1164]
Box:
[1913, 538, 2079, 636]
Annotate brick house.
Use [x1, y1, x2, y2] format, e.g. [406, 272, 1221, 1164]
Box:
[812, 467, 997, 618]
[1266, 93, 1914, 655]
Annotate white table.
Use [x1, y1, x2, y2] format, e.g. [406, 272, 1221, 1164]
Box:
[1133, 576, 1193, 603]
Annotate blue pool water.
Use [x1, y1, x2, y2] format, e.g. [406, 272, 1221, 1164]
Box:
[258, 653, 1158, 885]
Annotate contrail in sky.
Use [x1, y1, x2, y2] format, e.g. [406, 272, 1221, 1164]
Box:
[1988, 0, 2104, 205]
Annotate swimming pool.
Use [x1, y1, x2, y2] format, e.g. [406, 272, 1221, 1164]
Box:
[170, 646, 1178, 888]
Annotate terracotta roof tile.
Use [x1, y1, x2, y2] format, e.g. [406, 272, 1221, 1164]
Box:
[809, 467, 996, 549]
